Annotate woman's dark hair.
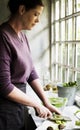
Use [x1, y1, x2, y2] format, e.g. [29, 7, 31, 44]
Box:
[8, 0, 44, 15]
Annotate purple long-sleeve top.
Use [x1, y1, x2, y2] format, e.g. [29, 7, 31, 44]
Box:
[0, 22, 39, 97]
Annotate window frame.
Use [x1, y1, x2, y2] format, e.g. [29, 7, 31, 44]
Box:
[50, 0, 80, 86]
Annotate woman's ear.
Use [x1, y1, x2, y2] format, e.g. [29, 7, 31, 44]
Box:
[19, 5, 26, 15]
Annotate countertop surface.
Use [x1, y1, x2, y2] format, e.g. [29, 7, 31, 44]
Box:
[31, 105, 80, 130]
[27, 87, 80, 130]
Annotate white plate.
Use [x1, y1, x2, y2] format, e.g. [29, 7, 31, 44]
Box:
[35, 120, 58, 130]
[76, 112, 80, 120]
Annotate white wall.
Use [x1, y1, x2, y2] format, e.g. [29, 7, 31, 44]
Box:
[0, 0, 9, 24]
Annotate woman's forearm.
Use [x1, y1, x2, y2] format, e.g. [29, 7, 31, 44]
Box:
[30, 79, 61, 114]
[29, 79, 50, 105]
[7, 86, 53, 117]
[7, 86, 40, 108]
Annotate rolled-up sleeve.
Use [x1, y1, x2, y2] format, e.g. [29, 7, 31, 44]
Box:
[27, 67, 39, 83]
[0, 34, 14, 97]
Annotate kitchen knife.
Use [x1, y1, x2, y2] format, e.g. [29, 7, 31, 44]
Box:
[48, 113, 72, 121]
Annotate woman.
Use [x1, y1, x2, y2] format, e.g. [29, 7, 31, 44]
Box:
[0, 0, 60, 130]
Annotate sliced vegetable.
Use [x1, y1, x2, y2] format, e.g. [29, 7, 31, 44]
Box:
[74, 110, 80, 120]
[74, 110, 80, 115]
[58, 124, 66, 129]
[75, 120, 80, 126]
[49, 113, 71, 123]
[47, 126, 54, 130]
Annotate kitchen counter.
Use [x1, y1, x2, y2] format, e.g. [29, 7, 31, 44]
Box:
[61, 105, 80, 129]
[30, 105, 80, 130]
[27, 87, 80, 130]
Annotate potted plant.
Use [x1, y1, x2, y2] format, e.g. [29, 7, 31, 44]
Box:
[57, 81, 77, 106]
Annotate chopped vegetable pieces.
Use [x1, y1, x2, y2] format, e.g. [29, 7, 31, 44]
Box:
[47, 126, 54, 130]
[75, 120, 80, 126]
[58, 124, 66, 129]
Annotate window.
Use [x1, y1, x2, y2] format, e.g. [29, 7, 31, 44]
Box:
[50, 0, 80, 92]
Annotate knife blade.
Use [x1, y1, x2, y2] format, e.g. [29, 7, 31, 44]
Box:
[48, 113, 72, 121]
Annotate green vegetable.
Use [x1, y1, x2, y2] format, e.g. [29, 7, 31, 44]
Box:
[75, 120, 80, 126]
[58, 124, 66, 129]
[55, 120, 62, 124]
[74, 110, 80, 115]
[63, 81, 77, 87]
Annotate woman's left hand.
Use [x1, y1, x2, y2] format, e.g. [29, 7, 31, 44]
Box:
[44, 102, 61, 115]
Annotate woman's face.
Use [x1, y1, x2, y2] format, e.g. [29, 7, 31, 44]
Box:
[21, 5, 44, 30]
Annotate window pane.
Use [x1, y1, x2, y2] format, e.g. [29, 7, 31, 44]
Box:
[62, 67, 66, 82]
[76, 0, 80, 12]
[68, 44, 73, 66]
[67, 19, 72, 40]
[76, 16, 80, 40]
[55, 22, 59, 41]
[61, 0, 65, 18]
[55, 1, 59, 20]
[69, 70, 73, 81]
[52, 45, 56, 63]
[57, 65, 61, 81]
[58, 44, 61, 63]
[77, 44, 80, 68]
[73, 17, 76, 40]
[55, 43, 58, 62]
[68, 0, 72, 15]
[61, 21, 65, 41]
[62, 44, 67, 64]
[77, 73, 80, 82]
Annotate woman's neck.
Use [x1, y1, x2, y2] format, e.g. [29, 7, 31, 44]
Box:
[8, 16, 22, 34]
